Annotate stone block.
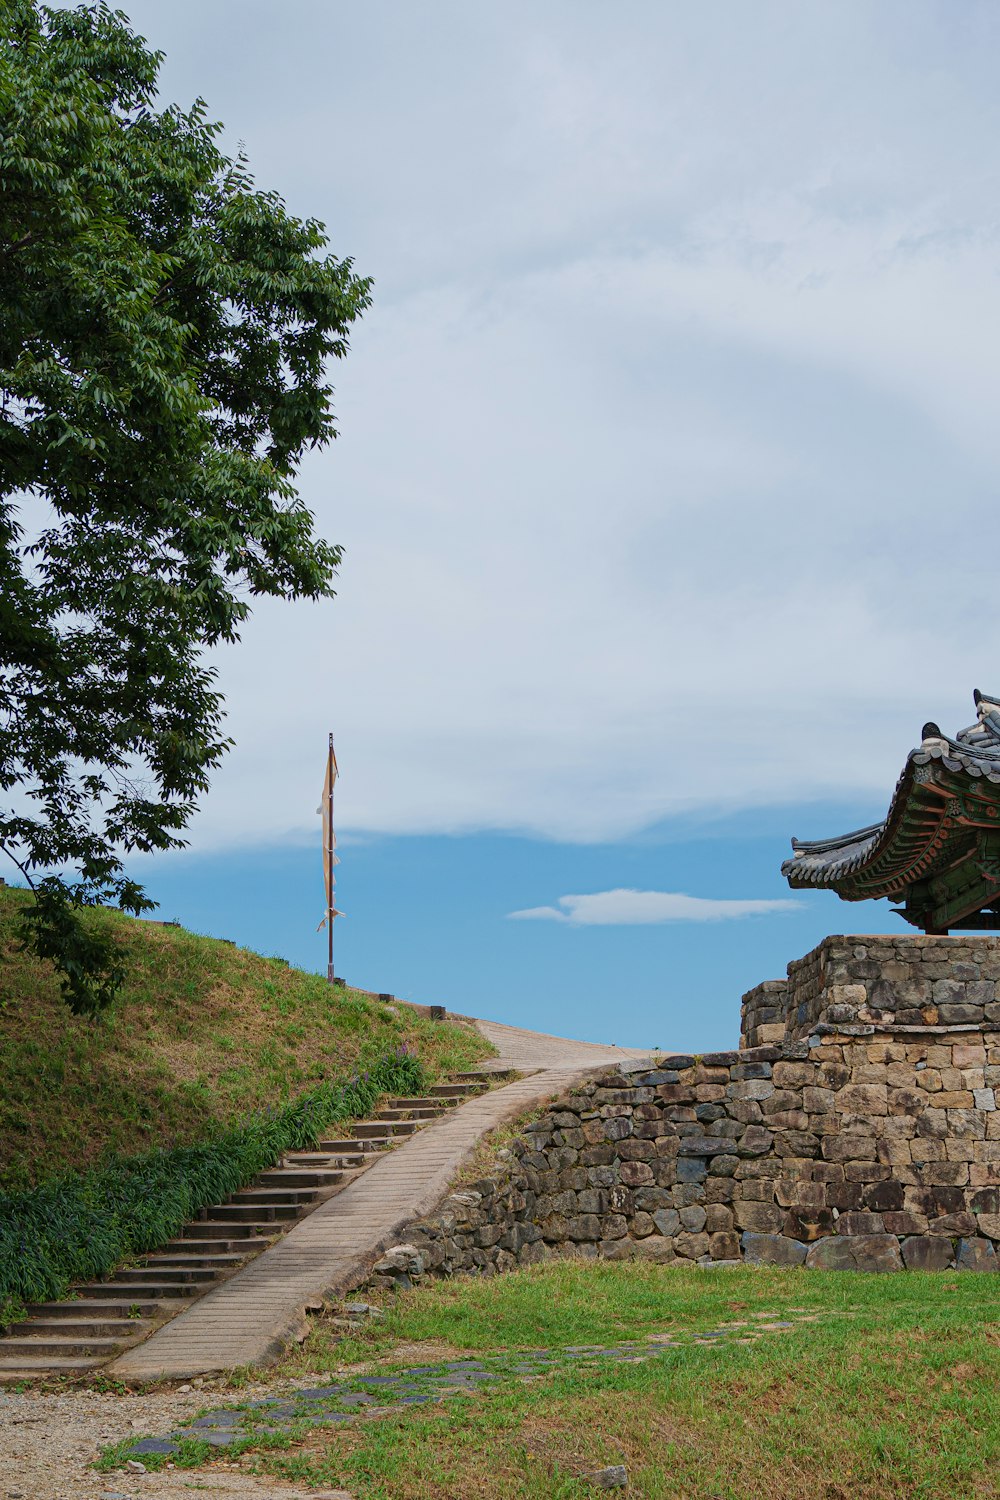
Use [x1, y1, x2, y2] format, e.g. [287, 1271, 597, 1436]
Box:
[652, 1207, 680, 1237]
[609, 1185, 634, 1213]
[975, 1089, 998, 1112]
[738, 1125, 775, 1156]
[823, 1133, 877, 1162]
[617, 1139, 655, 1161]
[741, 1232, 807, 1266]
[678, 1136, 733, 1156]
[774, 1130, 820, 1157]
[704, 1203, 734, 1232]
[630, 1211, 655, 1238]
[674, 1230, 711, 1259]
[838, 1083, 888, 1116]
[755, 1024, 787, 1044]
[706, 1153, 740, 1178]
[632, 1234, 676, 1262]
[937, 1006, 986, 1025]
[580, 1146, 616, 1167]
[956, 1237, 998, 1271]
[619, 1160, 654, 1187]
[673, 1182, 705, 1206]
[803, 1086, 836, 1113]
[633, 1186, 671, 1211]
[728, 1079, 775, 1101]
[731, 1062, 773, 1080]
[928, 1212, 977, 1236]
[775, 1179, 826, 1210]
[782, 1208, 835, 1241]
[901, 1236, 953, 1271]
[863, 1181, 905, 1212]
[733, 1200, 784, 1234]
[883, 1211, 928, 1235]
[805, 1234, 903, 1272]
[837, 1211, 885, 1236]
[679, 1205, 707, 1232]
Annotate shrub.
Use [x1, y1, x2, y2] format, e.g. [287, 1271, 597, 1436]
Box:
[0, 1047, 422, 1319]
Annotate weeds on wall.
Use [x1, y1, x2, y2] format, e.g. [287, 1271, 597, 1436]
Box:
[0, 1047, 423, 1320]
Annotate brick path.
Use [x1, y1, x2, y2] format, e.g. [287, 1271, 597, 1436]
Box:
[110, 1020, 648, 1381]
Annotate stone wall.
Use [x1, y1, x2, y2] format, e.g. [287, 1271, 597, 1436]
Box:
[368, 936, 1000, 1284]
[740, 934, 1000, 1047]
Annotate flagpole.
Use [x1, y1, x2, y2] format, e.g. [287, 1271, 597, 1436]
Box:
[327, 732, 335, 985]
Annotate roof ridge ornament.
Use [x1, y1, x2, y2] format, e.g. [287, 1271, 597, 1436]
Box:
[783, 691, 1000, 934]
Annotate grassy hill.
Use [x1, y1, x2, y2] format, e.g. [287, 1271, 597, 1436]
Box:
[0, 885, 492, 1191]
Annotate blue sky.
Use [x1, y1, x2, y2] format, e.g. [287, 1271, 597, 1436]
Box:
[133, 803, 887, 1054]
[73, 1, 1000, 1050]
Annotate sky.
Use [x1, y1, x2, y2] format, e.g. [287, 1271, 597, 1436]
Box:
[64, 2, 1000, 1050]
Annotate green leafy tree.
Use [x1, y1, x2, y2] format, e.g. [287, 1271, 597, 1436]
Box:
[0, 2, 371, 1013]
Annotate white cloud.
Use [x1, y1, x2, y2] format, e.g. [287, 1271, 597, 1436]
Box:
[65, 2, 1000, 850]
[508, 889, 800, 925]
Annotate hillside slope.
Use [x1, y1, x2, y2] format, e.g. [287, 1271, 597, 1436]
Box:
[0, 886, 492, 1190]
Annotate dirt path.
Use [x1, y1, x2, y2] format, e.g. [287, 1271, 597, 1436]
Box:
[3, 1020, 649, 1497]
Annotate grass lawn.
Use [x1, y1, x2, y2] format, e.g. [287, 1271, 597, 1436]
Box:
[214, 1261, 1000, 1499]
[0, 885, 491, 1189]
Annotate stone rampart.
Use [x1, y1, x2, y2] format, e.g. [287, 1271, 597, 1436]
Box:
[740, 934, 1000, 1047]
[370, 936, 1000, 1281]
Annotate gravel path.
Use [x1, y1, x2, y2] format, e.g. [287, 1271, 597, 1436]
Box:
[1, 1018, 650, 1495]
[0, 1384, 352, 1499]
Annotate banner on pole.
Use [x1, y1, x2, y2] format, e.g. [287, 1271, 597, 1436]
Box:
[317, 743, 344, 928]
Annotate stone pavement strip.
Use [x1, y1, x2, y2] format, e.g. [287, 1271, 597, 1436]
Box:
[110, 1021, 648, 1382]
[116, 1313, 820, 1465]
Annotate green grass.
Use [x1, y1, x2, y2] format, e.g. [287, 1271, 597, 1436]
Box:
[0, 1049, 424, 1318]
[196, 1262, 1000, 1499]
[0, 885, 491, 1191]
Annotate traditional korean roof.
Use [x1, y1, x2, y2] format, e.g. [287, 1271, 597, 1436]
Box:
[782, 690, 1000, 932]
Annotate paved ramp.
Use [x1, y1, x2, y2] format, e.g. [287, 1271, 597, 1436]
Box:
[110, 1020, 648, 1381]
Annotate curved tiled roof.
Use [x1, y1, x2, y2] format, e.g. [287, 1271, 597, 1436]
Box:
[782, 690, 1000, 891]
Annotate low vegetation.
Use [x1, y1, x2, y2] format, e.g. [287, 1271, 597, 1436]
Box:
[0, 885, 491, 1191]
[129, 1261, 1000, 1499]
[0, 1050, 423, 1321]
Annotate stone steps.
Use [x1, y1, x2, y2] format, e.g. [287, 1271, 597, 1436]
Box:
[0, 1070, 489, 1381]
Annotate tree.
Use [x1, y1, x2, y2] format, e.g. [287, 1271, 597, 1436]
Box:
[0, 2, 372, 1013]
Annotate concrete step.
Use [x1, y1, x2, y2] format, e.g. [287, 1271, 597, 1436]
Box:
[204, 1202, 299, 1223]
[351, 1120, 418, 1138]
[0, 1357, 101, 1378]
[391, 1096, 457, 1109]
[7, 1317, 153, 1338]
[377, 1106, 439, 1120]
[164, 1235, 271, 1255]
[452, 1068, 517, 1082]
[179, 1218, 274, 1242]
[180, 1219, 278, 1239]
[0, 1335, 130, 1357]
[77, 1281, 201, 1300]
[430, 1082, 485, 1096]
[231, 1186, 318, 1205]
[113, 1265, 218, 1285]
[313, 1137, 385, 1154]
[143, 1252, 247, 1271]
[27, 1298, 166, 1318]
[251, 1170, 344, 1189]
